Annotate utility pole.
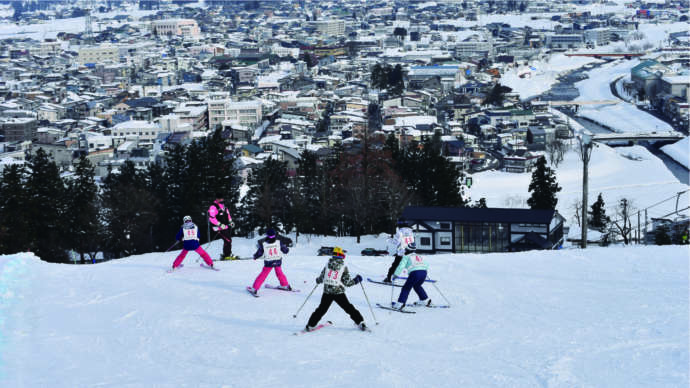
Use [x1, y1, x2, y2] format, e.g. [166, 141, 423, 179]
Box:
[84, 0, 95, 45]
[579, 132, 594, 248]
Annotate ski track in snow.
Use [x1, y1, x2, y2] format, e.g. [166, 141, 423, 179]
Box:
[0, 238, 688, 387]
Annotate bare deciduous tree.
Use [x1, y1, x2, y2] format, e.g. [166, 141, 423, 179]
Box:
[546, 139, 566, 167]
[571, 199, 582, 228]
[611, 198, 635, 244]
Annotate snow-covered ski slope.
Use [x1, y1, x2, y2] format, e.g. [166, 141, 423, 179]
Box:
[1, 236, 688, 387]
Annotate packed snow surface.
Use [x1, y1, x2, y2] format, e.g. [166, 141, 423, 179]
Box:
[0, 236, 688, 387]
[661, 137, 690, 170]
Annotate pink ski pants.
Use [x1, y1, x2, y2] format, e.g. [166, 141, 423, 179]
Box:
[173, 247, 213, 268]
[252, 266, 289, 290]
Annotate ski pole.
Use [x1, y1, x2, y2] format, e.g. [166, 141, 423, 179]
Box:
[430, 277, 451, 307]
[360, 282, 378, 325]
[390, 276, 395, 304]
[293, 283, 319, 318]
[165, 240, 180, 252]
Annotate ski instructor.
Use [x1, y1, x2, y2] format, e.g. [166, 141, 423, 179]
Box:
[208, 193, 235, 260]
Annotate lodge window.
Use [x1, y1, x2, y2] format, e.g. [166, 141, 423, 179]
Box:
[440, 237, 451, 246]
[440, 222, 451, 229]
[420, 237, 431, 246]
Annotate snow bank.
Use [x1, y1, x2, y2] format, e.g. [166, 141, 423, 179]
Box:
[0, 239, 687, 387]
[661, 137, 690, 170]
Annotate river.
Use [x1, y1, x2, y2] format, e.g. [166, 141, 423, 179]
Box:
[540, 61, 689, 185]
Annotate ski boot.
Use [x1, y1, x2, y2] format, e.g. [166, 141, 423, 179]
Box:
[413, 299, 433, 307]
[358, 322, 368, 331]
[278, 285, 292, 291]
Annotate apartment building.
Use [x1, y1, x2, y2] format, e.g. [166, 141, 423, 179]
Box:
[78, 44, 120, 65]
[152, 19, 201, 39]
[310, 20, 346, 37]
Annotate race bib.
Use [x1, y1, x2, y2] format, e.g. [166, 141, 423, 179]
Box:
[263, 241, 282, 260]
[324, 267, 344, 287]
[183, 226, 198, 241]
[410, 255, 425, 269]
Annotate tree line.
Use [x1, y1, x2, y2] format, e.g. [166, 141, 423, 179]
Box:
[0, 128, 471, 262]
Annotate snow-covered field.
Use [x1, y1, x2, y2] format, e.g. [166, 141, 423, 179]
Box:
[0, 236, 688, 387]
[470, 142, 689, 229]
[0, 8, 156, 41]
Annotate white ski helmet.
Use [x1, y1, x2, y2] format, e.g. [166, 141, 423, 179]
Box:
[183, 215, 192, 223]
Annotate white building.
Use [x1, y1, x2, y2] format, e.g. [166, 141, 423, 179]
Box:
[111, 120, 164, 145]
[31, 41, 62, 57]
[310, 19, 345, 37]
[152, 19, 201, 39]
[454, 41, 492, 58]
[208, 97, 263, 129]
[78, 44, 120, 65]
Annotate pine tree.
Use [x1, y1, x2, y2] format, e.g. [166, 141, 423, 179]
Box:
[0, 164, 30, 254]
[241, 158, 290, 233]
[25, 148, 68, 262]
[64, 156, 101, 263]
[527, 156, 561, 210]
[394, 131, 466, 208]
[101, 161, 158, 257]
[654, 224, 672, 245]
[588, 193, 609, 232]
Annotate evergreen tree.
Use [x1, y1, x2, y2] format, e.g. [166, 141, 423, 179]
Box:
[293, 150, 325, 235]
[527, 156, 561, 210]
[101, 161, 158, 257]
[654, 224, 672, 245]
[367, 102, 382, 133]
[241, 158, 291, 233]
[588, 193, 609, 231]
[395, 131, 467, 208]
[482, 83, 512, 106]
[146, 161, 170, 251]
[64, 156, 101, 263]
[25, 148, 68, 262]
[0, 164, 30, 254]
[388, 64, 405, 96]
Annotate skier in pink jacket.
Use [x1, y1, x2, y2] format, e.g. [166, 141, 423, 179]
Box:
[208, 193, 235, 260]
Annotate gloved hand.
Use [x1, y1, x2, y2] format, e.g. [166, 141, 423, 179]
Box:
[353, 274, 363, 284]
[220, 224, 228, 230]
[230, 221, 235, 228]
[392, 275, 398, 281]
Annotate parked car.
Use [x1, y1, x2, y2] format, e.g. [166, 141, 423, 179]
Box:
[317, 246, 334, 256]
[361, 248, 389, 256]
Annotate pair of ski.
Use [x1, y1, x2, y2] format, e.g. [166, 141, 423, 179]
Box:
[375, 303, 450, 313]
[246, 284, 301, 298]
[366, 277, 437, 288]
[293, 321, 372, 335]
[166, 263, 220, 273]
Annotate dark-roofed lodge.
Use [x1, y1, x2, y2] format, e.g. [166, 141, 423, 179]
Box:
[401, 206, 565, 253]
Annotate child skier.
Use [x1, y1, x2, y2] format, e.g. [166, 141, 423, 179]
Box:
[171, 216, 215, 270]
[383, 219, 415, 283]
[247, 228, 291, 296]
[208, 193, 235, 260]
[391, 242, 432, 310]
[306, 247, 367, 332]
